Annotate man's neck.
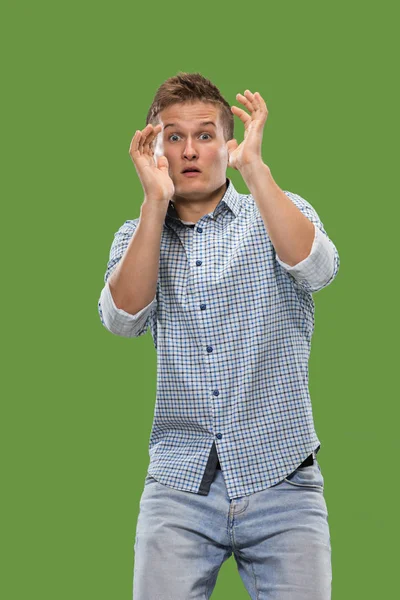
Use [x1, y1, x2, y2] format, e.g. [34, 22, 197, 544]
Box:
[172, 180, 228, 224]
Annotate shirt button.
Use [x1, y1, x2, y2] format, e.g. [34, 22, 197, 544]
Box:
[196, 260, 202, 266]
[200, 304, 206, 310]
[197, 227, 203, 233]
[213, 390, 219, 396]
[206, 346, 213, 353]
[216, 433, 223, 439]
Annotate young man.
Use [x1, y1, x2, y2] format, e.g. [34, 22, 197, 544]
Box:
[98, 72, 340, 600]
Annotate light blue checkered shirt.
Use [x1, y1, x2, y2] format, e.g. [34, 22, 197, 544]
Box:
[98, 177, 340, 500]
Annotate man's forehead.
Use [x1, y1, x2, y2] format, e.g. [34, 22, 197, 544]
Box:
[159, 101, 221, 128]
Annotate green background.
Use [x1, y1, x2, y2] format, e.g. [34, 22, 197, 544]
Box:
[2, 0, 398, 598]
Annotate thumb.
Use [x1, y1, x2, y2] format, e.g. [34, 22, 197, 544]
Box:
[226, 139, 239, 169]
[156, 155, 169, 172]
[226, 139, 239, 154]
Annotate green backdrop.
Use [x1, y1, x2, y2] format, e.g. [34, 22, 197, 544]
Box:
[2, 1, 398, 598]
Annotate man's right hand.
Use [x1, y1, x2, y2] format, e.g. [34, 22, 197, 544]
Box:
[129, 124, 175, 204]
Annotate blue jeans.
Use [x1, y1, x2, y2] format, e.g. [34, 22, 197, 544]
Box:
[133, 458, 332, 599]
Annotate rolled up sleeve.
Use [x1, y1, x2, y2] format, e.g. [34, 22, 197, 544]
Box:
[276, 192, 340, 293]
[97, 219, 157, 338]
[98, 280, 156, 338]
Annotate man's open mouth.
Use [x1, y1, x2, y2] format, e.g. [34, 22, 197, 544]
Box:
[182, 168, 201, 173]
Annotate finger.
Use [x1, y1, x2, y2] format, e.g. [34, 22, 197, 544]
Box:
[138, 124, 154, 152]
[244, 89, 264, 116]
[242, 90, 257, 113]
[245, 89, 260, 112]
[143, 125, 162, 154]
[244, 91, 268, 124]
[231, 105, 252, 127]
[149, 125, 163, 152]
[255, 92, 268, 115]
[129, 130, 142, 156]
[236, 92, 254, 114]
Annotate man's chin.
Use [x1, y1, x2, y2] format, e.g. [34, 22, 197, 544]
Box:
[173, 177, 206, 195]
[174, 190, 210, 204]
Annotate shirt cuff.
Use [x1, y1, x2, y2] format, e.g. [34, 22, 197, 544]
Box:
[98, 280, 156, 337]
[276, 224, 335, 290]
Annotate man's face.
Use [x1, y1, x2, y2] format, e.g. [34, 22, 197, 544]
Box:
[153, 101, 229, 201]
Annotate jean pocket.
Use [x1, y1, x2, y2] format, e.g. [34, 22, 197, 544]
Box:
[283, 459, 324, 490]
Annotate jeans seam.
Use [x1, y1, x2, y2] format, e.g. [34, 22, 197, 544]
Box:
[233, 553, 260, 600]
[250, 558, 260, 600]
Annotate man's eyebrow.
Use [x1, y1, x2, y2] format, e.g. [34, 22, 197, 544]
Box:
[164, 121, 217, 130]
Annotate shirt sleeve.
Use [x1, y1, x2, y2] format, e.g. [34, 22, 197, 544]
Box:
[275, 191, 340, 293]
[97, 220, 157, 338]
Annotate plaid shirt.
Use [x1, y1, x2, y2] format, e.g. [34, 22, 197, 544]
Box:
[98, 177, 339, 500]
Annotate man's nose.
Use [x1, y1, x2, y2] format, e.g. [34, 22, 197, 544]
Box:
[183, 137, 198, 159]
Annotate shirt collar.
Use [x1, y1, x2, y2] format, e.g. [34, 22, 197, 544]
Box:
[164, 177, 242, 228]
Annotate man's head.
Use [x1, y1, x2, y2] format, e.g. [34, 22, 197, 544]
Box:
[147, 72, 234, 201]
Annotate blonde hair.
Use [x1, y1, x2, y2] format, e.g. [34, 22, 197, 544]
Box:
[146, 71, 234, 142]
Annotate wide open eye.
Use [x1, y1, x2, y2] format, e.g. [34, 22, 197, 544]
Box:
[168, 133, 212, 142]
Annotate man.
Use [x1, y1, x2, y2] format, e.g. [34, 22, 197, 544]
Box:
[98, 72, 340, 600]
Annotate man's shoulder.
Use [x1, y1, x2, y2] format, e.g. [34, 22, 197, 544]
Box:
[115, 218, 141, 235]
[282, 190, 315, 209]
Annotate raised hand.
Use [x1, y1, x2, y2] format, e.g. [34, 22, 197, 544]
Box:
[129, 124, 175, 203]
[227, 90, 268, 172]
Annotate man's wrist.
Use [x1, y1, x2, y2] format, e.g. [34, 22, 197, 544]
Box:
[240, 159, 270, 182]
[141, 197, 169, 221]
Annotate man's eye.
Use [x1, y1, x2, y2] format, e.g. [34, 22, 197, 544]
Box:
[168, 133, 212, 142]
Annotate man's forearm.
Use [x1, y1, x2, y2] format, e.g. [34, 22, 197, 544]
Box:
[108, 200, 166, 315]
[240, 161, 315, 267]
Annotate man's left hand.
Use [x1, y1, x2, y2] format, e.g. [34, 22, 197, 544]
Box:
[227, 90, 268, 172]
